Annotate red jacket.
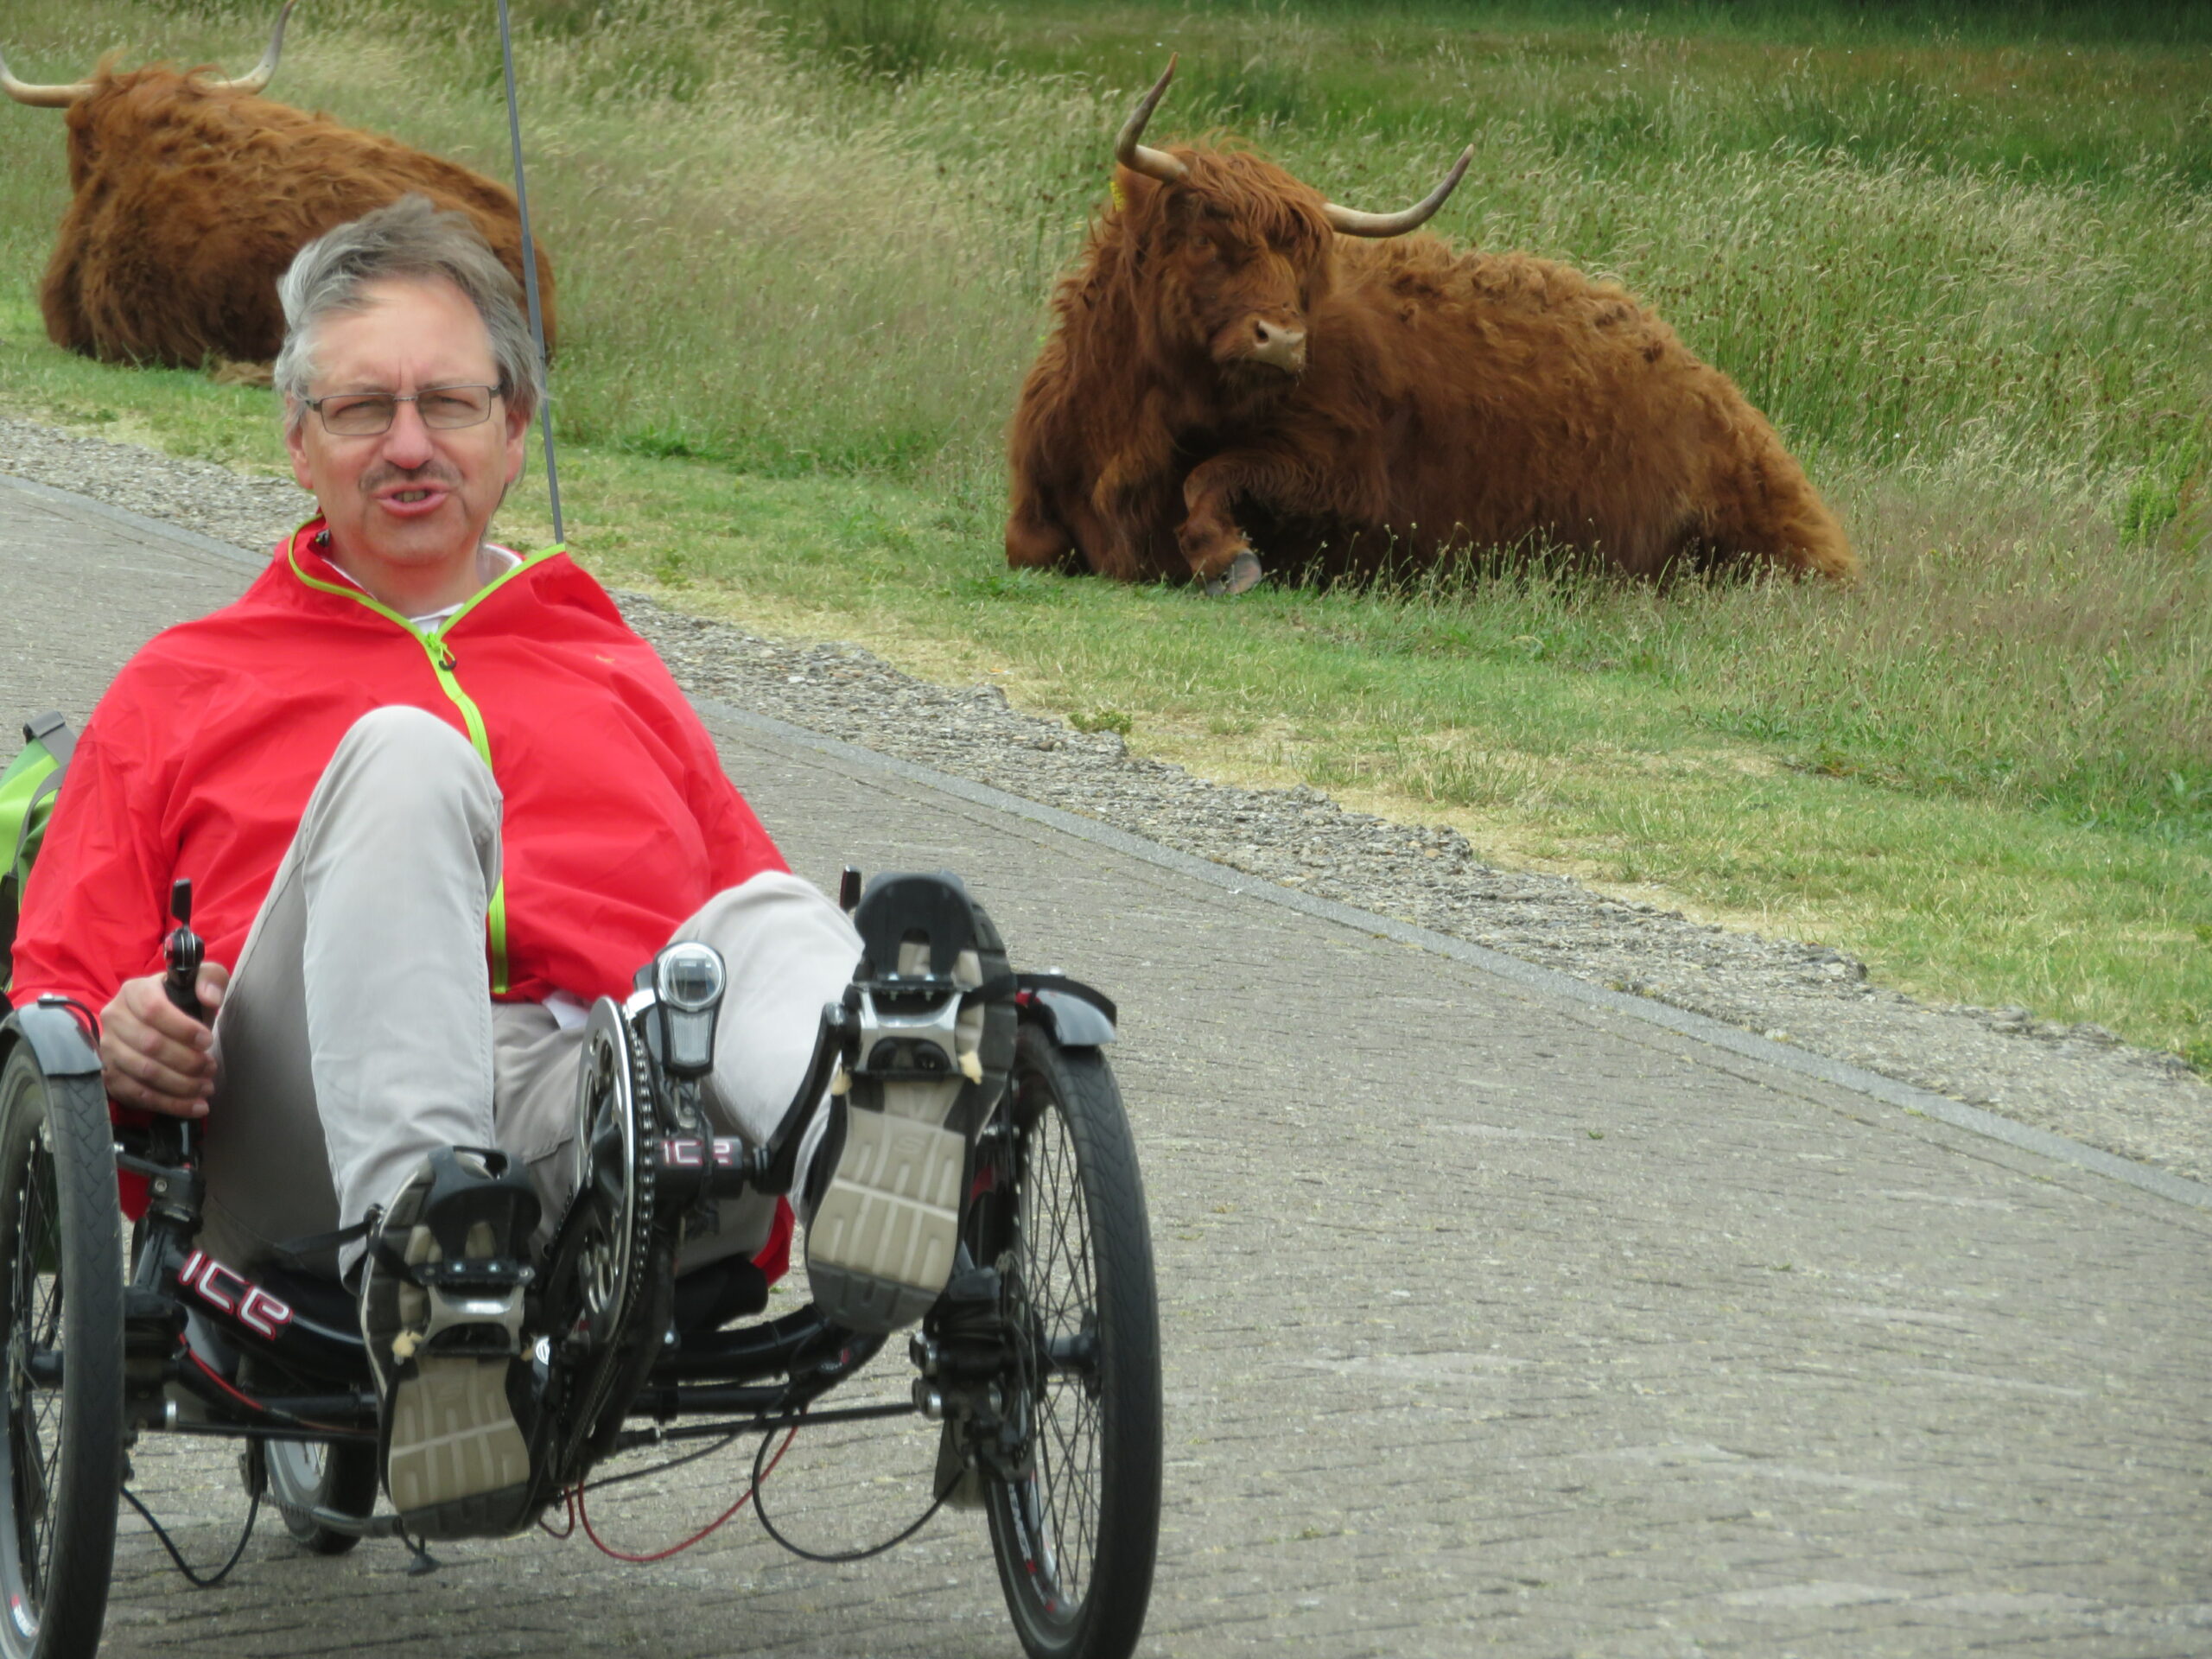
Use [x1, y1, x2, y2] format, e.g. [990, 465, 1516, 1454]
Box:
[11, 520, 789, 1014]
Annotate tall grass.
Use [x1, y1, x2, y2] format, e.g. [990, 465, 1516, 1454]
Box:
[12, 2, 2204, 495]
[1300, 481, 2210, 839]
[808, 0, 947, 80]
[1131, 0, 2212, 51]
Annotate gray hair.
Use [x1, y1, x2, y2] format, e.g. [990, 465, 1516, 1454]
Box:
[274, 194, 544, 432]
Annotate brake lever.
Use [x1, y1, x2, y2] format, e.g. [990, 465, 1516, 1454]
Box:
[156, 877, 207, 1166]
[162, 878, 207, 1024]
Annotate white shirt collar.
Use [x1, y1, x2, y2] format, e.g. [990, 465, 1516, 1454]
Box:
[320, 543, 523, 629]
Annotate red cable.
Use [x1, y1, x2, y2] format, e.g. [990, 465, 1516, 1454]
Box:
[186, 1351, 351, 1434]
[575, 1427, 798, 1563]
[537, 1486, 576, 1538]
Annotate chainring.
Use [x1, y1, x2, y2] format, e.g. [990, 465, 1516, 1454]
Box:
[569, 997, 656, 1355]
[535, 996, 669, 1491]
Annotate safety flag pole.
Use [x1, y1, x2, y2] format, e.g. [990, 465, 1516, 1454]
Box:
[494, 0, 563, 543]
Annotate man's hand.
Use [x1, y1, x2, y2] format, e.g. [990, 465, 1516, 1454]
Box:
[100, 964, 231, 1118]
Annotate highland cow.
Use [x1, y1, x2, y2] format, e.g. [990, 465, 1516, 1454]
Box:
[1006, 62, 1853, 592]
[1, 2, 556, 369]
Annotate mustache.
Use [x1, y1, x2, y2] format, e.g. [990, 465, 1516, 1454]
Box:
[360, 461, 464, 493]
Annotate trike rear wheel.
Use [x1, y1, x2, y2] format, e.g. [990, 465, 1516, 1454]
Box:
[0, 1045, 123, 1659]
[980, 1027, 1161, 1659]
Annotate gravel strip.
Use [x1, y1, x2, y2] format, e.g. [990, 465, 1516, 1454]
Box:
[5, 411, 2206, 1189]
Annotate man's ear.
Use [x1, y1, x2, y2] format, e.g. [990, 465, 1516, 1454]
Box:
[283, 403, 315, 493]
[503, 397, 530, 487]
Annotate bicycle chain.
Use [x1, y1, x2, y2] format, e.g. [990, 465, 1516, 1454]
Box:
[547, 1013, 661, 1486]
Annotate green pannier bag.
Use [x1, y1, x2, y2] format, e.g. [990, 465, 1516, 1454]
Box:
[0, 712, 76, 991]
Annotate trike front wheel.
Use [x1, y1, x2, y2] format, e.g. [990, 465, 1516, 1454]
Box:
[979, 1026, 1161, 1659]
[0, 1044, 123, 1659]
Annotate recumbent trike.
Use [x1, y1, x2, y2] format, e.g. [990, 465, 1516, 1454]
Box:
[0, 867, 1162, 1659]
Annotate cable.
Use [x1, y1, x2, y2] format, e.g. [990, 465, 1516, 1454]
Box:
[581, 1429, 741, 1494]
[122, 1487, 259, 1588]
[537, 1486, 575, 1539]
[747, 1418, 945, 1564]
[41, 994, 101, 1043]
[575, 1427, 798, 1562]
[186, 1351, 354, 1435]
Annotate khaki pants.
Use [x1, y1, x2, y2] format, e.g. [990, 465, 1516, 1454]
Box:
[199, 706, 861, 1276]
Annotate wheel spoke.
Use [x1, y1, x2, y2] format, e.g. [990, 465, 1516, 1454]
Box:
[1007, 1085, 1103, 1615]
[1035, 1377, 1099, 1594]
[6, 1132, 62, 1613]
[982, 1033, 1158, 1657]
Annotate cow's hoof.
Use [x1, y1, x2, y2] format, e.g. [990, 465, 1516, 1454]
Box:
[1203, 550, 1266, 597]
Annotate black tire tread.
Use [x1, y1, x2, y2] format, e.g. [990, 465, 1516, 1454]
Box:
[0, 1046, 124, 1659]
[269, 1440, 377, 1555]
[983, 1028, 1162, 1659]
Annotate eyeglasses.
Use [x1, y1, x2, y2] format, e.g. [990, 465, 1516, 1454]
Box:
[302, 384, 502, 437]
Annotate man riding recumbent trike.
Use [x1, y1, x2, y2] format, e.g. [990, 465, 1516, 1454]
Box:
[0, 194, 1161, 1659]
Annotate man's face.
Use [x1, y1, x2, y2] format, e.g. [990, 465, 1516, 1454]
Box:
[284, 276, 528, 584]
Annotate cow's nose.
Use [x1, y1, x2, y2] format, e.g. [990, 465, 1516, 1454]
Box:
[1250, 319, 1307, 373]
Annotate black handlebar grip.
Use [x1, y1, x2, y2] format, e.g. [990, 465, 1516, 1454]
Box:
[162, 878, 207, 1024]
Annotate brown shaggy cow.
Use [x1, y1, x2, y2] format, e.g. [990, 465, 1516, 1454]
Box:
[0, 3, 556, 369]
[1006, 63, 1853, 591]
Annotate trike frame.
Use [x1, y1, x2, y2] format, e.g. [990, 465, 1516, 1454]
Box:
[0, 962, 1160, 1659]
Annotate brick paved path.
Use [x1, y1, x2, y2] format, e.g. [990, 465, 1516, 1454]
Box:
[4, 476, 2208, 1657]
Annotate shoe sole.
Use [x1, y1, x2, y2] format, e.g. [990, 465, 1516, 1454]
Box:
[807, 1107, 966, 1335]
[386, 1352, 532, 1537]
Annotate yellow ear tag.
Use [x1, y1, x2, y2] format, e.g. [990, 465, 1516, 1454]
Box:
[1109, 175, 1128, 213]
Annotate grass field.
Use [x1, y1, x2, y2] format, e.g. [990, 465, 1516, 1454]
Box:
[0, 0, 2206, 1070]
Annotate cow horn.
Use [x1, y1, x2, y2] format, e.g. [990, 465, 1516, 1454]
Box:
[198, 0, 296, 95]
[1324, 145, 1475, 238]
[0, 46, 94, 106]
[1115, 57, 1188, 185]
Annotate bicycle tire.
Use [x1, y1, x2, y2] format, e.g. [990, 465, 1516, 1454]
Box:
[265, 1439, 378, 1555]
[0, 1046, 123, 1659]
[981, 1026, 1161, 1659]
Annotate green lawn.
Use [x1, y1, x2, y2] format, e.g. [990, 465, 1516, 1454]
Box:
[0, 0, 2205, 1069]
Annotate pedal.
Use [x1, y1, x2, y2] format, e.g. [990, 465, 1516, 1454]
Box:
[807, 877, 1016, 1337]
[412, 1147, 540, 1274]
[845, 870, 1017, 1129]
[362, 1148, 543, 1540]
